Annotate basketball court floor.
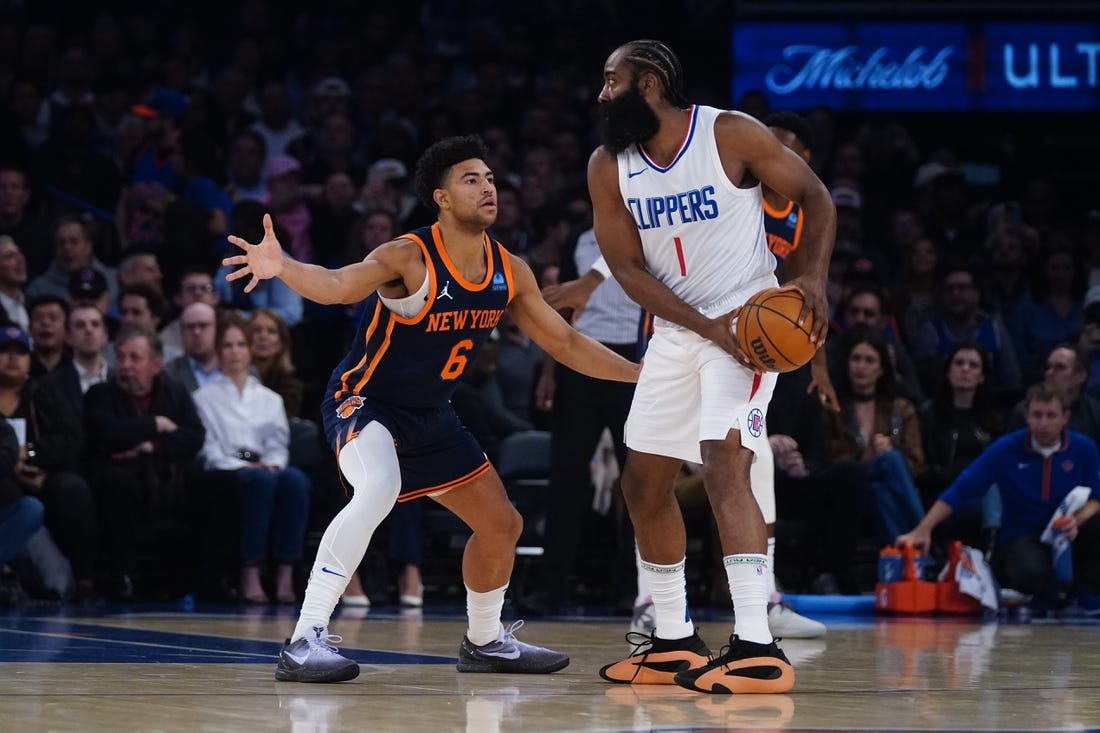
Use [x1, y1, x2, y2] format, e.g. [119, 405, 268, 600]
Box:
[3, 600, 1099, 732]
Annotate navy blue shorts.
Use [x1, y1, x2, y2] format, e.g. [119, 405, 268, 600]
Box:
[322, 393, 490, 502]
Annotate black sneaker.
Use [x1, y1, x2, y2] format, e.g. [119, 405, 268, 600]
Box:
[275, 624, 360, 683]
[673, 634, 794, 694]
[456, 620, 569, 673]
[599, 629, 712, 685]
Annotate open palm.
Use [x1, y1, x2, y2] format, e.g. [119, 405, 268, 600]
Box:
[223, 213, 284, 293]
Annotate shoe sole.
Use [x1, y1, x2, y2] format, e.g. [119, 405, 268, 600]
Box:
[674, 657, 794, 694]
[599, 650, 711, 685]
[457, 656, 570, 674]
[274, 663, 361, 683]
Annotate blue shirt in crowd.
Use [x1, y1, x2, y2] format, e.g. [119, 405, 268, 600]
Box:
[940, 428, 1099, 542]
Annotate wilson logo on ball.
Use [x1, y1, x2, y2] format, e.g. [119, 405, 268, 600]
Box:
[750, 337, 777, 370]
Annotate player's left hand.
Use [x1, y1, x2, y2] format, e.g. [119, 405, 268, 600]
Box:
[783, 275, 830, 347]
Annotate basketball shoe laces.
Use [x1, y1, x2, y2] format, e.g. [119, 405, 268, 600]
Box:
[621, 630, 714, 683]
[479, 619, 526, 653]
[305, 626, 346, 657]
[711, 636, 781, 670]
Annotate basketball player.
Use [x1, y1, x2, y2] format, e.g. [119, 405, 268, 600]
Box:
[589, 41, 835, 694]
[224, 136, 641, 683]
[550, 114, 834, 640]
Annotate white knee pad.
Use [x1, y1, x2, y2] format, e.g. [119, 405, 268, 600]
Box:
[750, 430, 776, 524]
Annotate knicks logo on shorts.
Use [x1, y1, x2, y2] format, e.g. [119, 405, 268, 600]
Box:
[336, 395, 364, 419]
[747, 407, 764, 438]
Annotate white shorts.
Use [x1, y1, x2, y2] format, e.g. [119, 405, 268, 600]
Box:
[625, 327, 777, 465]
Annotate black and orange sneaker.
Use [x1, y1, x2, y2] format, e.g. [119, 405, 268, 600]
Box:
[599, 630, 712, 685]
[673, 634, 794, 694]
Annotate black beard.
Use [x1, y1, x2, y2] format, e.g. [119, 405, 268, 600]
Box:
[598, 84, 661, 155]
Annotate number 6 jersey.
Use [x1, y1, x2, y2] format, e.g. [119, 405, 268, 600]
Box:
[327, 222, 514, 409]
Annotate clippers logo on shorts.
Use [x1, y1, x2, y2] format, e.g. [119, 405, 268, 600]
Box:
[336, 395, 364, 419]
[747, 407, 764, 438]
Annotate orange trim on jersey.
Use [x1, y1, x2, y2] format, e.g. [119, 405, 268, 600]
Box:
[351, 317, 397, 394]
[762, 199, 794, 219]
[335, 301, 384, 400]
[388, 232, 439, 325]
[497, 242, 516, 303]
[433, 222, 494, 291]
[791, 206, 804, 250]
[397, 461, 491, 502]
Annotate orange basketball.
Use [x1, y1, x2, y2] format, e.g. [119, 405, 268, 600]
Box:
[735, 287, 817, 372]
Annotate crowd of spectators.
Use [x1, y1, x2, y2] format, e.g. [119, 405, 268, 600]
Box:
[1, 3, 1098, 608]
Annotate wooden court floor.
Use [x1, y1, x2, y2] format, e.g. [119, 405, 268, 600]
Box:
[3, 602, 1100, 732]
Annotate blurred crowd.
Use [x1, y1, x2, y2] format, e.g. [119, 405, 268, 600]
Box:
[1, 2, 1098, 610]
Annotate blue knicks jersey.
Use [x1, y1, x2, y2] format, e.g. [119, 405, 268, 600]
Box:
[763, 199, 803, 261]
[328, 223, 515, 409]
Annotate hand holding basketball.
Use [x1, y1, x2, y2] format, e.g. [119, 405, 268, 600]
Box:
[734, 286, 819, 372]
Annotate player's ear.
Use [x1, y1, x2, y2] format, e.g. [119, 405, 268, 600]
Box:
[433, 188, 448, 210]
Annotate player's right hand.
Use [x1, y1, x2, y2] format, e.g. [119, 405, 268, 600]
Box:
[223, 214, 285, 293]
[711, 308, 756, 370]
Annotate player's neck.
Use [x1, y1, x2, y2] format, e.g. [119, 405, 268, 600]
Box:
[640, 106, 693, 167]
[436, 218, 488, 265]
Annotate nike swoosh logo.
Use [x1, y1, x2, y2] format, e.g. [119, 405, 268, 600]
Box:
[488, 648, 522, 660]
[628, 169, 647, 178]
[321, 567, 346, 577]
[285, 650, 309, 665]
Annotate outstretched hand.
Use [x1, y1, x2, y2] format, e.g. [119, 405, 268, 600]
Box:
[223, 214, 284, 293]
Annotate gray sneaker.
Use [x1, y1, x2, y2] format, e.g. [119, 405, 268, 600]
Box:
[457, 620, 569, 674]
[275, 625, 360, 683]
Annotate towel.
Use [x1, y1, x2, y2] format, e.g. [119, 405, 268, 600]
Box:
[1040, 485, 1092, 583]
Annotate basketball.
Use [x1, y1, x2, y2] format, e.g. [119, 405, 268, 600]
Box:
[734, 287, 816, 372]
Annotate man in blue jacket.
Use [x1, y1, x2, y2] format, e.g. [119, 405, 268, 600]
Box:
[899, 382, 1100, 604]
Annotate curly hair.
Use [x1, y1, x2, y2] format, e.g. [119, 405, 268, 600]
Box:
[414, 135, 491, 213]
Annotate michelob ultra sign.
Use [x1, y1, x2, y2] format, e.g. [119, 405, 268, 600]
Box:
[733, 21, 1100, 111]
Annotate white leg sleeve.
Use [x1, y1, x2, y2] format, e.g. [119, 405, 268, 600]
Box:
[293, 421, 401, 640]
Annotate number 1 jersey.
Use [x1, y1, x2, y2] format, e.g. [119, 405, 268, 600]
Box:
[615, 105, 776, 328]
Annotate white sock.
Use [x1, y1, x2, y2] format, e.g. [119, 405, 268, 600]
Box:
[634, 544, 652, 607]
[725, 554, 772, 644]
[466, 584, 508, 646]
[293, 424, 400, 641]
[766, 535, 779, 603]
[641, 557, 693, 640]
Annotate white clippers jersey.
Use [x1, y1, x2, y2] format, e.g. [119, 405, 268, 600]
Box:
[616, 105, 777, 328]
